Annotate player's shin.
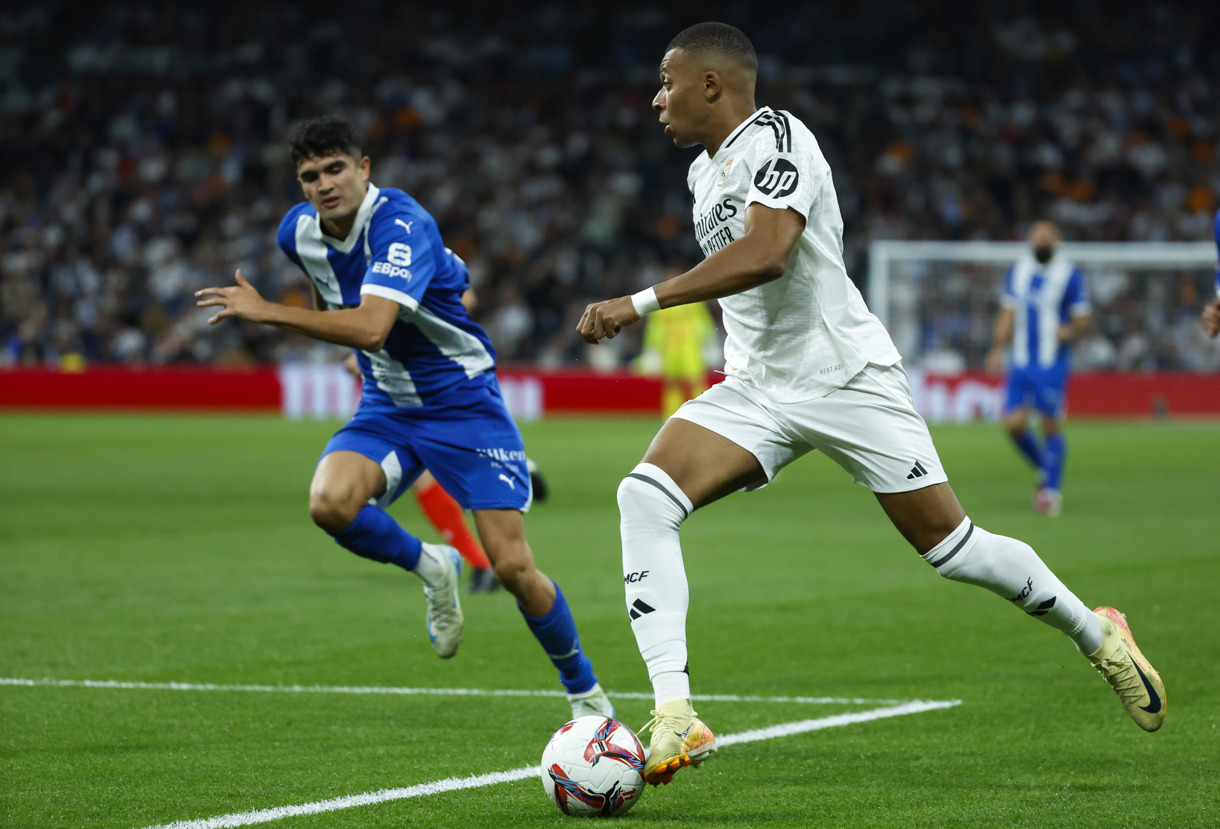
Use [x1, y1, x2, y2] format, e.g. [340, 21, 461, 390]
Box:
[922, 517, 1102, 654]
[333, 504, 424, 572]
[519, 581, 598, 695]
[1042, 433, 1066, 491]
[1012, 429, 1043, 469]
[618, 463, 694, 705]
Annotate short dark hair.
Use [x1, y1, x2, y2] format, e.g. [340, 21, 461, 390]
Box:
[289, 116, 362, 167]
[668, 22, 757, 74]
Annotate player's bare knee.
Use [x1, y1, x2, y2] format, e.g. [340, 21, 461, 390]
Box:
[308, 487, 360, 535]
[490, 556, 532, 596]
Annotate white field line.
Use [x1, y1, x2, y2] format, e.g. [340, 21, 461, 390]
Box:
[0, 676, 910, 706]
[139, 699, 960, 829]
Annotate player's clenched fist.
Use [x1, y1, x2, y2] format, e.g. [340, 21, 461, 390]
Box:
[578, 296, 640, 344]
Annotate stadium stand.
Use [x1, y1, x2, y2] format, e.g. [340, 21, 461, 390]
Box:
[1, 1, 1217, 368]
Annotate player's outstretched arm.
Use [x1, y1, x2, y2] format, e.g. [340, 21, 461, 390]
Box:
[578, 203, 803, 344]
[196, 268, 400, 351]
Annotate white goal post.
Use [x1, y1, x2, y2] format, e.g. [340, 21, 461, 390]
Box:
[868, 240, 1218, 364]
[865, 240, 1220, 421]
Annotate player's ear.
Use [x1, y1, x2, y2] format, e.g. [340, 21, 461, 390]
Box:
[359, 155, 371, 180]
[703, 70, 723, 103]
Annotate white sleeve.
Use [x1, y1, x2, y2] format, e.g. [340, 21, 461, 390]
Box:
[742, 119, 824, 221]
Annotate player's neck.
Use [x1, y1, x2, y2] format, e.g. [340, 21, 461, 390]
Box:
[320, 215, 356, 240]
[704, 101, 761, 157]
[319, 184, 370, 240]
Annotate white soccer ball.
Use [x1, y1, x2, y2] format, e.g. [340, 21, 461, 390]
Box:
[540, 715, 646, 818]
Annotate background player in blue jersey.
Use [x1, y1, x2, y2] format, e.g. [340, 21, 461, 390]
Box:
[986, 221, 1091, 517]
[1201, 209, 1220, 338]
[196, 117, 612, 718]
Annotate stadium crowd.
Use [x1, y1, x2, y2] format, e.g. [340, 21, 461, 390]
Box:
[1, 1, 1218, 369]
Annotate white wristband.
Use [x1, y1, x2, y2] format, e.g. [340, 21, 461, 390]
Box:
[630, 287, 661, 317]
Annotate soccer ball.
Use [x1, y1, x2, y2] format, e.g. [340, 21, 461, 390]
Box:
[540, 715, 646, 818]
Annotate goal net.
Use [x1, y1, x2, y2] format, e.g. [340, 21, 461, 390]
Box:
[866, 240, 1220, 421]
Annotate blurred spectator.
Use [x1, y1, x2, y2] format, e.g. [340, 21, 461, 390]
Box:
[1, 1, 1217, 368]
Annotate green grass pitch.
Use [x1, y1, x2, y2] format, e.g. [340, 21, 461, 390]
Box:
[1, 413, 1217, 828]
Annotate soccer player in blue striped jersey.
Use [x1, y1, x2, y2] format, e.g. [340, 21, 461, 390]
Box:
[196, 117, 612, 719]
[1201, 208, 1220, 338]
[986, 221, 1091, 517]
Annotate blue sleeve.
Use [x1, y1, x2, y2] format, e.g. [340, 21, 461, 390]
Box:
[359, 203, 439, 312]
[1213, 209, 1220, 289]
[1063, 267, 1089, 317]
[1001, 266, 1016, 305]
[277, 209, 305, 271]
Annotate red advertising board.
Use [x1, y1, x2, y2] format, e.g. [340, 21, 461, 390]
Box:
[3, 366, 1220, 419]
[0, 365, 666, 416]
[910, 370, 1220, 420]
[0, 366, 282, 411]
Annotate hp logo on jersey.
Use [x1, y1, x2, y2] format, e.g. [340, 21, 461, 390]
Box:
[753, 158, 799, 197]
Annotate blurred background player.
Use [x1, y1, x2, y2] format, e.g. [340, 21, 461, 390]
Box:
[1201, 208, 1220, 338]
[986, 222, 1091, 516]
[197, 116, 611, 718]
[635, 267, 718, 417]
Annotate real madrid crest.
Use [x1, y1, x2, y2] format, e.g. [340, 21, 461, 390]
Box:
[715, 157, 734, 186]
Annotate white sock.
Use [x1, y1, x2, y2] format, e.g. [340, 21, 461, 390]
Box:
[618, 463, 693, 705]
[923, 517, 1103, 654]
[414, 543, 447, 584]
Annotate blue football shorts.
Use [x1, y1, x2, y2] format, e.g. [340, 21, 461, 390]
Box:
[1004, 363, 1069, 418]
[321, 375, 532, 512]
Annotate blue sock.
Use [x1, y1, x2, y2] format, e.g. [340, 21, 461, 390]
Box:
[520, 581, 597, 695]
[1011, 429, 1043, 470]
[1042, 433, 1066, 491]
[333, 504, 422, 571]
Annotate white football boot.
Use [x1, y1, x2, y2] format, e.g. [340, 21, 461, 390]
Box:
[567, 683, 615, 719]
[419, 543, 464, 659]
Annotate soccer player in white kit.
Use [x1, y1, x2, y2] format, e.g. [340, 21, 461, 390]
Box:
[578, 22, 1166, 787]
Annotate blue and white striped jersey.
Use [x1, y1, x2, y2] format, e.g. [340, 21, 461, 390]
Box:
[1001, 253, 1089, 371]
[277, 184, 497, 408]
[1213, 208, 1219, 294]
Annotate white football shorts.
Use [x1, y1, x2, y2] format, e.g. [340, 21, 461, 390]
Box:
[671, 362, 948, 493]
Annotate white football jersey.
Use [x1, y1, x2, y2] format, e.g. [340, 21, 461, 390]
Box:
[687, 107, 899, 402]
